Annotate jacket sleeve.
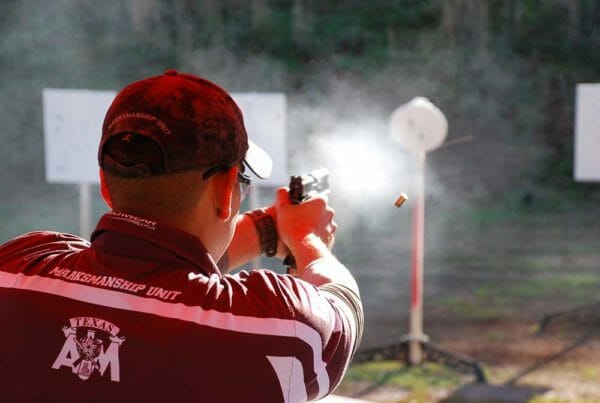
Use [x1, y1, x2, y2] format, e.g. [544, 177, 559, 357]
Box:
[225, 265, 364, 400]
[0, 231, 89, 273]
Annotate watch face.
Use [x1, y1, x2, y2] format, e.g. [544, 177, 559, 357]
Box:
[389, 97, 448, 153]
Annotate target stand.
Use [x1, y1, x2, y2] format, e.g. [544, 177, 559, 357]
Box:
[382, 97, 487, 382]
[538, 300, 600, 334]
[353, 336, 487, 382]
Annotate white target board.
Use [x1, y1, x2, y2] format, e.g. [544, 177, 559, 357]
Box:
[43, 89, 287, 186]
[574, 84, 600, 182]
[43, 89, 116, 183]
[232, 93, 287, 186]
[389, 97, 448, 153]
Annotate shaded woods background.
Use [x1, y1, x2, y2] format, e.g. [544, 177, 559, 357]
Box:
[1, 0, 600, 348]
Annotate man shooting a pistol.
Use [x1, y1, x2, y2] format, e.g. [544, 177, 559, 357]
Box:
[0, 70, 363, 402]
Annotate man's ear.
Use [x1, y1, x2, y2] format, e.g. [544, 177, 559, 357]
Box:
[212, 168, 238, 220]
[99, 169, 113, 210]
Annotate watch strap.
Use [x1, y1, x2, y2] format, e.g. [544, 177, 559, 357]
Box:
[245, 209, 278, 257]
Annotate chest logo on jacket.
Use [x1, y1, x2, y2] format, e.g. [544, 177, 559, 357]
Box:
[51, 317, 125, 382]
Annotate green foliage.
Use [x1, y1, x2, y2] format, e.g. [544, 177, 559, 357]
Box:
[441, 272, 600, 322]
[2, 0, 600, 234]
[511, 0, 571, 63]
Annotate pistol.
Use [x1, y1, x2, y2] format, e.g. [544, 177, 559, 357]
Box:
[288, 168, 330, 204]
[284, 168, 331, 269]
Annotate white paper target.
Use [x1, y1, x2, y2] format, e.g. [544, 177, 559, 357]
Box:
[574, 84, 600, 182]
[43, 89, 116, 183]
[232, 93, 287, 186]
[389, 97, 448, 153]
[43, 89, 287, 186]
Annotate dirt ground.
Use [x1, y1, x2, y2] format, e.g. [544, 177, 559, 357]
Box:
[439, 318, 600, 399]
[340, 317, 600, 402]
[338, 204, 600, 402]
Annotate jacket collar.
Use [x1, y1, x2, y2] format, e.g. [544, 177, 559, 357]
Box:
[91, 212, 221, 276]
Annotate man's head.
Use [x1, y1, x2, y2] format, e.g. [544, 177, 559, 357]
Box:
[98, 70, 272, 256]
[99, 69, 271, 181]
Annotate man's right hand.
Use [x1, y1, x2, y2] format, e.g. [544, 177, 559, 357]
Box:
[274, 188, 337, 270]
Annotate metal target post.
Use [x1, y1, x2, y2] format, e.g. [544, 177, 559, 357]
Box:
[390, 97, 447, 365]
[387, 98, 486, 380]
[408, 150, 426, 364]
[79, 183, 93, 240]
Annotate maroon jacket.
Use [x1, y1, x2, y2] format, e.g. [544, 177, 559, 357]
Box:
[0, 212, 363, 402]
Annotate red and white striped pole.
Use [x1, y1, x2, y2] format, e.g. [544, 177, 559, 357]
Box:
[408, 150, 426, 364]
[389, 97, 447, 365]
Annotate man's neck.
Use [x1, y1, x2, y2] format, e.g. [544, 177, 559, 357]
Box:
[111, 207, 208, 246]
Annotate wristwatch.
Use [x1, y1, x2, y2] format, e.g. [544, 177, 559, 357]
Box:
[245, 209, 278, 257]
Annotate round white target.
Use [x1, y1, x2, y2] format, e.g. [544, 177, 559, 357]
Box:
[389, 97, 448, 153]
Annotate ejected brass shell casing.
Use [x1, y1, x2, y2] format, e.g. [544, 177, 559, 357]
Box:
[394, 193, 408, 208]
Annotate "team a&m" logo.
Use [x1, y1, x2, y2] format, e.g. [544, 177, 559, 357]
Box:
[52, 316, 125, 382]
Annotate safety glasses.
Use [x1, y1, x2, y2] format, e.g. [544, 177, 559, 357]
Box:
[202, 164, 252, 202]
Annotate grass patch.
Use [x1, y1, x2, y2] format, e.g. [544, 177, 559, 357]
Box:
[578, 366, 600, 381]
[506, 275, 600, 301]
[481, 330, 507, 343]
[342, 362, 600, 402]
[442, 297, 513, 320]
[461, 187, 599, 227]
[439, 272, 600, 322]
[342, 360, 463, 392]
[529, 396, 598, 403]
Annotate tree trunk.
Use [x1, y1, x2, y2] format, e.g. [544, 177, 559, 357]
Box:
[292, 0, 311, 46]
[128, 0, 161, 37]
[252, 0, 269, 30]
[172, 0, 195, 65]
[441, 0, 489, 54]
[473, 0, 489, 56]
[201, 0, 224, 45]
[556, 0, 580, 40]
[440, 0, 457, 48]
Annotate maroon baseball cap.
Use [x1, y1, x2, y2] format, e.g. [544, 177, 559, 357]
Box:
[98, 70, 272, 179]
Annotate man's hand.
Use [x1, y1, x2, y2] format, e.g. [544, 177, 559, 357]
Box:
[218, 188, 337, 273]
[274, 187, 337, 267]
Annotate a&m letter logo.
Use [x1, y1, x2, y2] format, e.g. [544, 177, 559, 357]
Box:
[52, 317, 125, 382]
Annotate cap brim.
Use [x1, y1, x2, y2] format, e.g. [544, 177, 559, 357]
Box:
[244, 140, 272, 179]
